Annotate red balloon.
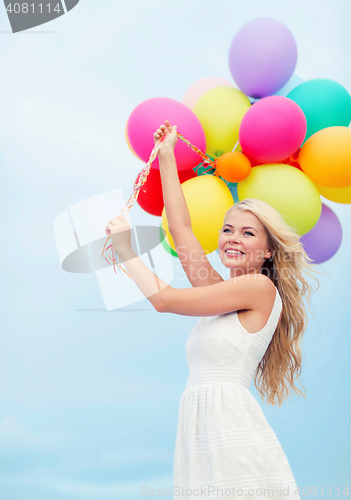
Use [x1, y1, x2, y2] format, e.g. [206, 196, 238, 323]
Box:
[283, 148, 303, 170]
[250, 158, 262, 167]
[136, 168, 197, 216]
[250, 148, 303, 171]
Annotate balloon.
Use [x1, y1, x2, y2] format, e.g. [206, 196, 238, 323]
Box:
[228, 182, 239, 203]
[126, 97, 206, 172]
[215, 152, 251, 183]
[160, 224, 177, 257]
[161, 175, 234, 254]
[125, 122, 141, 160]
[237, 163, 321, 235]
[315, 182, 351, 204]
[287, 79, 351, 142]
[250, 156, 303, 170]
[136, 167, 197, 216]
[273, 74, 303, 97]
[298, 126, 351, 188]
[239, 96, 307, 163]
[193, 86, 251, 158]
[300, 204, 342, 264]
[283, 148, 303, 171]
[228, 18, 297, 98]
[182, 77, 236, 110]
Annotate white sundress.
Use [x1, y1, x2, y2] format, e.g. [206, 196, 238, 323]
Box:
[173, 286, 301, 500]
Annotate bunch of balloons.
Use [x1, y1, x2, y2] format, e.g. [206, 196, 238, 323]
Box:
[125, 17, 351, 264]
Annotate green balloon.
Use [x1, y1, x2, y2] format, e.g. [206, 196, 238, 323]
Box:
[159, 224, 177, 257]
[287, 78, 351, 143]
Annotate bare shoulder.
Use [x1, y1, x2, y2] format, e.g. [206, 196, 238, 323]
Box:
[236, 276, 278, 334]
[234, 274, 276, 308]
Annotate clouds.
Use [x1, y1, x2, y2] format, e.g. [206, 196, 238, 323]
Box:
[0, 1, 350, 498]
[0, 414, 62, 448]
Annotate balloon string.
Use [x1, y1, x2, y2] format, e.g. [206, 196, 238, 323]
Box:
[232, 140, 240, 152]
[101, 132, 215, 279]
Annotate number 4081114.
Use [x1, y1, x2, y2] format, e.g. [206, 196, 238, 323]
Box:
[6, 3, 62, 14]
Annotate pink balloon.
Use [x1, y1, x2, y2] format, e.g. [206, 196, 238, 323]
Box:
[127, 97, 206, 171]
[239, 96, 307, 163]
[182, 77, 236, 110]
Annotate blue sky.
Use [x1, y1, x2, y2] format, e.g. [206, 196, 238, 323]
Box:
[0, 0, 350, 498]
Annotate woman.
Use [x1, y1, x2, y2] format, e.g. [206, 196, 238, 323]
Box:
[106, 120, 321, 499]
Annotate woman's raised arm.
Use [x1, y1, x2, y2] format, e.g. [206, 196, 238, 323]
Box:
[155, 121, 223, 287]
[156, 123, 192, 231]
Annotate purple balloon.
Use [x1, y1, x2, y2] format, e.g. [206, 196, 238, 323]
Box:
[228, 18, 297, 98]
[300, 204, 342, 264]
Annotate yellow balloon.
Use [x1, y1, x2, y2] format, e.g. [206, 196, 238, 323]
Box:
[316, 182, 351, 204]
[298, 126, 351, 188]
[237, 164, 321, 236]
[193, 86, 251, 158]
[161, 175, 234, 254]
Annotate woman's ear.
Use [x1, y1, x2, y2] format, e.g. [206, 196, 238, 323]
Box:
[265, 249, 273, 260]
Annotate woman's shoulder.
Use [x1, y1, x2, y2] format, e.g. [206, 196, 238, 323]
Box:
[247, 274, 278, 310]
[236, 278, 280, 332]
[242, 272, 277, 295]
[230, 273, 277, 313]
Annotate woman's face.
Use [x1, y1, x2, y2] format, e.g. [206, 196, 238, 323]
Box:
[218, 209, 272, 278]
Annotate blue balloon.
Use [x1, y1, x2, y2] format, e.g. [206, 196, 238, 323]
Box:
[228, 183, 239, 203]
[287, 78, 351, 143]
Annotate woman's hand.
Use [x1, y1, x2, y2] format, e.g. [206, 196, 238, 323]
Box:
[153, 119, 178, 154]
[105, 214, 132, 256]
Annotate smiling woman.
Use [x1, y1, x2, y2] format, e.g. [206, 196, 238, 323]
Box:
[218, 209, 274, 278]
[113, 121, 325, 500]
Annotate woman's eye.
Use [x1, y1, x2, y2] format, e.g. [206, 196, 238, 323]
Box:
[223, 229, 253, 236]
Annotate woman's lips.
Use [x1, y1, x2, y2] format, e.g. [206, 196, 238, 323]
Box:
[225, 250, 245, 257]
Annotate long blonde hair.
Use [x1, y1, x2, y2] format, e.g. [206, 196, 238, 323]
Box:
[226, 198, 326, 407]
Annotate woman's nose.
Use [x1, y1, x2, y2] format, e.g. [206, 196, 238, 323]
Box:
[229, 232, 240, 243]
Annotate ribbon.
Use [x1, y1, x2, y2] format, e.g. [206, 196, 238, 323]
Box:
[102, 132, 222, 279]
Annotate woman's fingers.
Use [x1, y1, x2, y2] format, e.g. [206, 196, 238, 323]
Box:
[160, 122, 172, 133]
[164, 119, 173, 132]
[154, 121, 175, 143]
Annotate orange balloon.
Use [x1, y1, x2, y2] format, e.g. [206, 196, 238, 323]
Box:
[125, 121, 142, 160]
[298, 126, 351, 188]
[215, 152, 251, 183]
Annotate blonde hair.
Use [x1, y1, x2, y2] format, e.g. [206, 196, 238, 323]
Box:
[225, 198, 326, 407]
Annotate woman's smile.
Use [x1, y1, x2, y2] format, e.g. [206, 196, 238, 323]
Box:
[224, 250, 246, 257]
